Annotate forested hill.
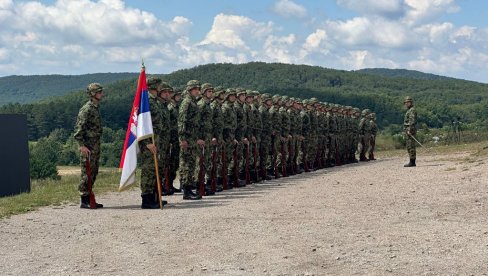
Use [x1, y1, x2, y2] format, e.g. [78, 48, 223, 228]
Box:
[1, 62, 487, 140]
[356, 68, 454, 81]
[0, 73, 138, 105]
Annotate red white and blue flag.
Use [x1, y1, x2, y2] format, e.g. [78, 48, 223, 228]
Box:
[119, 65, 153, 191]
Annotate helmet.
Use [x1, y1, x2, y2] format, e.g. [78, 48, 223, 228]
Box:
[237, 89, 247, 97]
[404, 96, 413, 103]
[309, 97, 318, 104]
[201, 83, 213, 94]
[225, 88, 236, 100]
[361, 109, 371, 116]
[186, 80, 201, 91]
[86, 83, 103, 96]
[159, 82, 173, 92]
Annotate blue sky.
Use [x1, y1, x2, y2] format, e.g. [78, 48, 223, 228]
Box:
[1, 0, 487, 82]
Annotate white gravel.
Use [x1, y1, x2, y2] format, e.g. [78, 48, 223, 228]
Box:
[1, 152, 488, 275]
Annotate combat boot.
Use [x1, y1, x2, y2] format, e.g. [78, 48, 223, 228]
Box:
[141, 194, 160, 209]
[369, 153, 376, 161]
[183, 186, 202, 200]
[404, 159, 416, 167]
[80, 195, 90, 209]
[359, 153, 368, 162]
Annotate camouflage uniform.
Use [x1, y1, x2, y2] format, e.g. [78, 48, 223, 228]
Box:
[157, 82, 171, 187]
[167, 92, 181, 186]
[211, 88, 225, 189]
[197, 83, 214, 187]
[178, 81, 201, 193]
[250, 91, 262, 181]
[368, 113, 378, 160]
[222, 89, 238, 183]
[278, 96, 291, 175]
[307, 100, 318, 169]
[268, 95, 282, 176]
[358, 109, 371, 161]
[74, 83, 103, 197]
[234, 90, 247, 180]
[299, 100, 311, 169]
[404, 97, 417, 164]
[139, 78, 164, 196]
[259, 94, 273, 179]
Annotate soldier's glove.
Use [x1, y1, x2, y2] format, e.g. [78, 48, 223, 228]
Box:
[180, 140, 188, 150]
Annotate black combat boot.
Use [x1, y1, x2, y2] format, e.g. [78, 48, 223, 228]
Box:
[404, 159, 416, 167]
[141, 194, 160, 209]
[80, 195, 90, 209]
[216, 177, 224, 192]
[183, 186, 202, 200]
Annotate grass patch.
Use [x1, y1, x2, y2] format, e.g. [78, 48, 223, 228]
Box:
[0, 168, 122, 219]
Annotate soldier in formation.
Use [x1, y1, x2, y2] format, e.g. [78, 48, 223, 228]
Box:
[403, 96, 417, 167]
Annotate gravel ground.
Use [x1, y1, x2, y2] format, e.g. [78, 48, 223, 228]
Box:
[1, 152, 488, 275]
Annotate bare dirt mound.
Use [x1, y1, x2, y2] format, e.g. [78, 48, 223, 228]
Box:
[1, 152, 488, 275]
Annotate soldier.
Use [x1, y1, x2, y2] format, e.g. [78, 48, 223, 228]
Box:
[210, 87, 225, 191]
[358, 109, 371, 161]
[234, 89, 249, 186]
[138, 77, 167, 208]
[403, 96, 417, 167]
[197, 83, 216, 196]
[299, 99, 311, 172]
[259, 93, 273, 180]
[368, 113, 377, 160]
[245, 91, 260, 182]
[178, 80, 204, 200]
[222, 89, 238, 188]
[268, 95, 282, 177]
[74, 83, 104, 209]
[157, 82, 173, 195]
[278, 96, 291, 177]
[167, 90, 182, 193]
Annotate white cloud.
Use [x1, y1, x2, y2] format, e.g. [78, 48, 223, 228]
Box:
[199, 13, 273, 50]
[262, 34, 296, 63]
[404, 0, 460, 25]
[272, 0, 307, 18]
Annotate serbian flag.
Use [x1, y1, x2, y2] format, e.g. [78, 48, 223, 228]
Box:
[119, 65, 154, 191]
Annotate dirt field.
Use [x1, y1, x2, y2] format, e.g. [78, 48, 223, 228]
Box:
[1, 151, 488, 275]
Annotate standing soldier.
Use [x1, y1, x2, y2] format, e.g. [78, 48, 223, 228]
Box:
[211, 87, 225, 191]
[222, 89, 238, 188]
[234, 89, 249, 186]
[245, 91, 259, 182]
[197, 83, 216, 196]
[278, 96, 291, 177]
[178, 80, 204, 200]
[74, 83, 104, 209]
[259, 93, 273, 180]
[368, 112, 377, 160]
[403, 96, 417, 167]
[269, 95, 282, 177]
[167, 90, 182, 193]
[307, 99, 318, 170]
[138, 77, 166, 208]
[157, 82, 172, 195]
[299, 99, 311, 172]
[358, 109, 371, 161]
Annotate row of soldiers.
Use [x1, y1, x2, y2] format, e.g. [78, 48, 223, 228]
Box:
[139, 78, 378, 208]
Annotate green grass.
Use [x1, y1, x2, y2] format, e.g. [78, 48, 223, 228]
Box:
[0, 168, 122, 219]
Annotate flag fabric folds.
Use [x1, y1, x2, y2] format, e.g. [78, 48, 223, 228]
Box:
[119, 66, 153, 191]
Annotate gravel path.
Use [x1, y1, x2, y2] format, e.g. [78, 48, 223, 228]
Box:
[1, 152, 488, 275]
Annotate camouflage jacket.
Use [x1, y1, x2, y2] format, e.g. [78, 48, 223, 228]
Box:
[404, 107, 417, 133]
[168, 102, 179, 144]
[279, 106, 290, 137]
[370, 119, 378, 136]
[210, 100, 224, 143]
[300, 109, 310, 138]
[74, 100, 102, 148]
[222, 101, 237, 142]
[197, 97, 213, 142]
[234, 100, 247, 141]
[259, 104, 272, 141]
[178, 94, 200, 146]
[269, 105, 281, 138]
[252, 103, 262, 141]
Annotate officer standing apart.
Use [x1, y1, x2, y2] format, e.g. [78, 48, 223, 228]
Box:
[74, 83, 104, 209]
[404, 96, 417, 167]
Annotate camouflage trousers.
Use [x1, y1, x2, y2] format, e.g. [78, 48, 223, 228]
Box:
[277, 139, 289, 170]
[267, 136, 279, 171]
[358, 134, 370, 156]
[288, 137, 296, 168]
[406, 135, 417, 159]
[139, 147, 157, 196]
[78, 143, 100, 196]
[179, 147, 197, 189]
[260, 137, 271, 173]
[368, 135, 376, 156]
[225, 138, 238, 176]
[168, 142, 180, 182]
[157, 141, 170, 184]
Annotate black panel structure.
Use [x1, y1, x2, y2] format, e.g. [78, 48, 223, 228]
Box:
[0, 114, 30, 197]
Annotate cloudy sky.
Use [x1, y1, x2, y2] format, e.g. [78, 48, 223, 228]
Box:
[1, 0, 487, 82]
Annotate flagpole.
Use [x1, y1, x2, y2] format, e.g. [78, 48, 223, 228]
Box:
[151, 135, 164, 209]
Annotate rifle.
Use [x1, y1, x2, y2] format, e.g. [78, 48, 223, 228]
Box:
[222, 143, 228, 190]
[85, 154, 97, 209]
[164, 144, 171, 194]
[198, 146, 205, 197]
[233, 143, 241, 187]
[281, 139, 287, 177]
[210, 144, 218, 193]
[245, 142, 251, 185]
[253, 140, 259, 182]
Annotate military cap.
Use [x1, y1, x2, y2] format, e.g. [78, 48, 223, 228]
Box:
[186, 80, 201, 90]
[201, 83, 213, 94]
[404, 96, 413, 103]
[147, 77, 162, 90]
[86, 83, 103, 96]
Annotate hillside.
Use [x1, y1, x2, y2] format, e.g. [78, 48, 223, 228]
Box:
[0, 73, 138, 105]
[356, 68, 454, 81]
[1, 62, 487, 140]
